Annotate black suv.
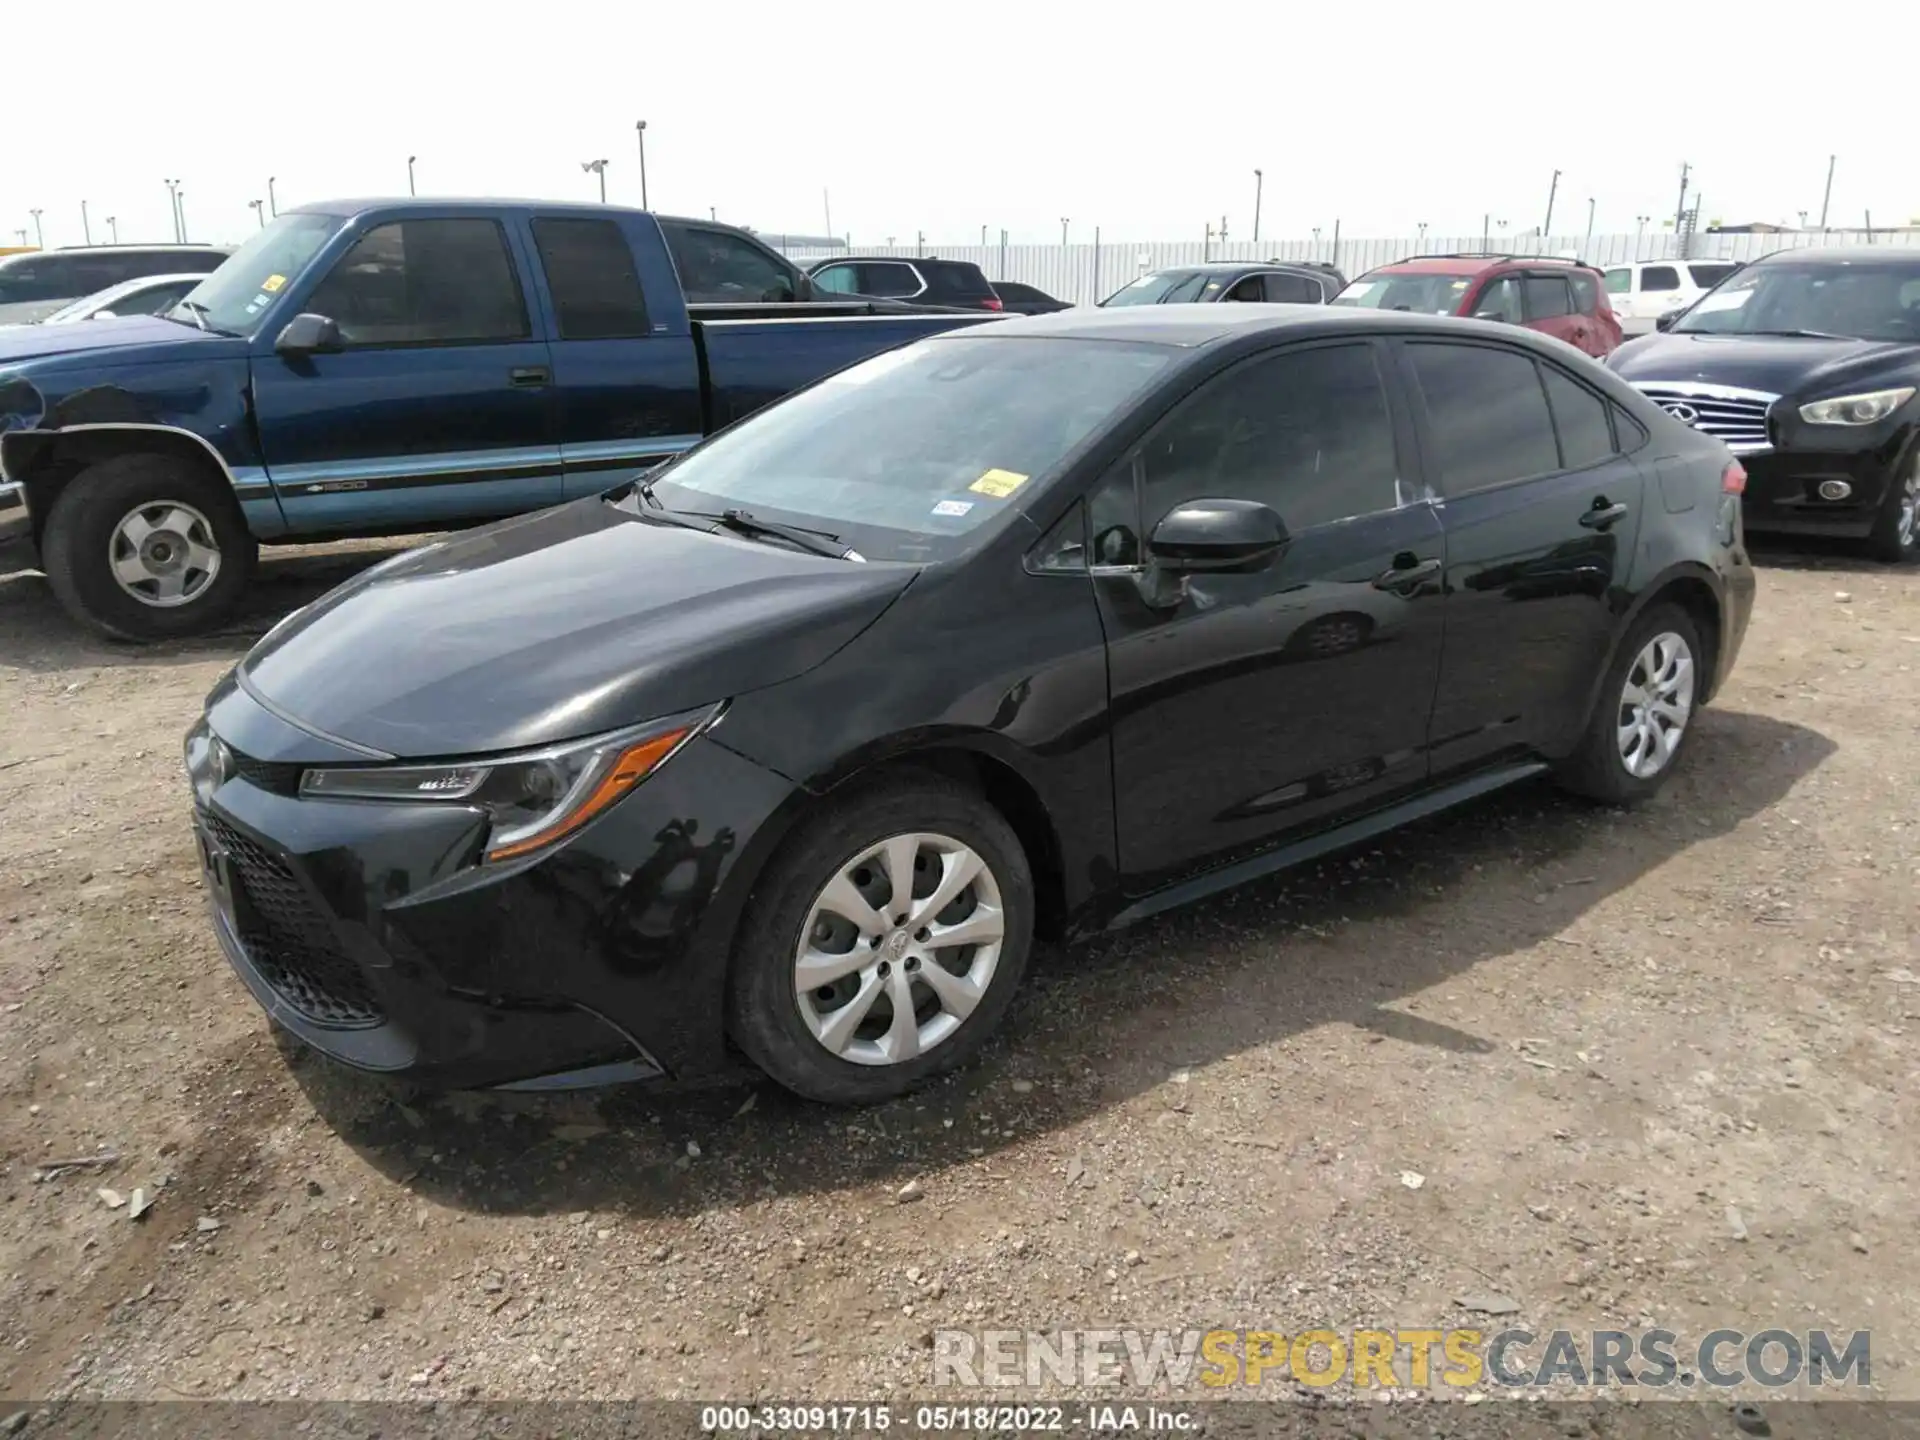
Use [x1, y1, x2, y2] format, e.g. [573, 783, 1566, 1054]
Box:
[0, 245, 230, 325]
[1610, 245, 1920, 561]
[1101, 260, 1345, 307]
[807, 255, 1004, 310]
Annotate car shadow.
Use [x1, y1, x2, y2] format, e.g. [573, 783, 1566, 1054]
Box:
[1744, 533, 1903, 575]
[0, 537, 427, 675]
[283, 705, 1836, 1221]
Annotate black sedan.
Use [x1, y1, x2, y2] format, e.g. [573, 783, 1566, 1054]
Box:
[186, 306, 1754, 1104]
[1101, 260, 1345, 307]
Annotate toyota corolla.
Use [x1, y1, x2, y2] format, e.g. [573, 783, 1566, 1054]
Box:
[186, 306, 1753, 1104]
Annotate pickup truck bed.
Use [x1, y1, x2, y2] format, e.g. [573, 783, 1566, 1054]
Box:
[0, 199, 1003, 639]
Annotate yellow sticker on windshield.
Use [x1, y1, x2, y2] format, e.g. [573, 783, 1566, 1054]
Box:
[261, 274, 287, 293]
[969, 468, 1029, 498]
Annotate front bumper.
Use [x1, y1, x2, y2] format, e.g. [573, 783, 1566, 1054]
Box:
[1740, 448, 1901, 538]
[190, 683, 798, 1089]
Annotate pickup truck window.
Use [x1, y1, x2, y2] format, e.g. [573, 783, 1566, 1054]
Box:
[306, 219, 531, 347]
[641, 335, 1175, 562]
[176, 211, 340, 334]
[660, 221, 799, 304]
[532, 217, 652, 340]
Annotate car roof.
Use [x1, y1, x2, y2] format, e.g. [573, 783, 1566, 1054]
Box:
[0, 244, 225, 266]
[1146, 260, 1332, 275]
[811, 255, 979, 267]
[938, 302, 1535, 348]
[1748, 245, 1920, 267]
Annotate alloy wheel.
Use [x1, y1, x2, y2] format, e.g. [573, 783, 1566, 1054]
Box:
[108, 501, 222, 608]
[1617, 631, 1695, 779]
[794, 832, 1006, 1067]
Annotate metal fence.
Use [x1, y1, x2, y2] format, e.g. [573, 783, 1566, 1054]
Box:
[773, 228, 1920, 307]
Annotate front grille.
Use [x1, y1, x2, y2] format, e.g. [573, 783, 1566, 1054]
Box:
[230, 752, 303, 796]
[205, 815, 383, 1028]
[1633, 384, 1776, 453]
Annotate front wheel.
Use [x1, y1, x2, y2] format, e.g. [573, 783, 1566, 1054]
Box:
[1555, 604, 1704, 806]
[41, 453, 257, 641]
[727, 774, 1034, 1104]
[1863, 451, 1920, 565]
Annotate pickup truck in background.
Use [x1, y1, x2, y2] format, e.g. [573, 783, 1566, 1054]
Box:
[0, 200, 1003, 640]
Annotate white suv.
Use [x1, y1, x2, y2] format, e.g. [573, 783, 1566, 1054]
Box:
[1602, 259, 1741, 332]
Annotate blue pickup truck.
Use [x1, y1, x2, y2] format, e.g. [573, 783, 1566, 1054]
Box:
[0, 199, 1000, 639]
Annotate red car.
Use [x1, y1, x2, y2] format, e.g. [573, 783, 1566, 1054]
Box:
[1331, 253, 1624, 359]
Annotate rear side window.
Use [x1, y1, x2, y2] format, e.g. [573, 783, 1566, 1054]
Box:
[924, 261, 994, 299]
[0, 256, 79, 302]
[1409, 342, 1560, 494]
[1570, 271, 1599, 315]
[857, 262, 923, 299]
[1688, 263, 1736, 288]
[1523, 274, 1571, 319]
[1540, 366, 1614, 469]
[659, 221, 799, 303]
[305, 219, 531, 346]
[1641, 265, 1681, 292]
[1263, 272, 1323, 303]
[532, 218, 651, 340]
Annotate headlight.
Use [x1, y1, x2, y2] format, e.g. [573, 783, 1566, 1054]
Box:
[299, 704, 719, 863]
[1798, 387, 1915, 426]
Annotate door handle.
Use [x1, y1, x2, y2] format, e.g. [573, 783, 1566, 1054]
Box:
[1372, 556, 1441, 591]
[1580, 500, 1630, 530]
[509, 366, 551, 388]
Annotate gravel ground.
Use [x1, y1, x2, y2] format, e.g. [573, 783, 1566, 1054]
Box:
[2, 537, 1917, 1412]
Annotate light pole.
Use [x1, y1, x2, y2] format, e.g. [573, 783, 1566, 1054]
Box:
[105, 216, 118, 244]
[1252, 169, 1263, 244]
[1060, 217, 1070, 247]
[1819, 154, 1835, 231]
[29, 209, 44, 248]
[581, 159, 610, 203]
[408, 156, 418, 196]
[176, 189, 188, 241]
[249, 199, 266, 228]
[80, 200, 91, 245]
[268, 176, 278, 216]
[1543, 168, 1561, 237]
[1416, 221, 1428, 247]
[1583, 196, 1595, 252]
[164, 180, 181, 242]
[635, 121, 649, 210]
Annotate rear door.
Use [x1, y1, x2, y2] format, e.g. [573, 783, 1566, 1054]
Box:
[1636, 263, 1684, 324]
[250, 215, 561, 534]
[1400, 339, 1648, 777]
[524, 214, 705, 499]
[1520, 270, 1582, 348]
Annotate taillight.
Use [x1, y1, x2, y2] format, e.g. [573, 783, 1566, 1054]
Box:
[1722, 460, 1747, 495]
[981, 296, 1004, 310]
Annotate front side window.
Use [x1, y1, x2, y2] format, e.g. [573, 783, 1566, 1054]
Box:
[304, 219, 530, 347]
[1468, 275, 1523, 323]
[173, 211, 340, 334]
[1672, 260, 1920, 342]
[1641, 265, 1682, 292]
[1409, 343, 1560, 495]
[661, 223, 798, 303]
[1134, 343, 1402, 539]
[532, 217, 651, 340]
[1223, 275, 1265, 302]
[638, 336, 1176, 562]
[1523, 274, 1572, 319]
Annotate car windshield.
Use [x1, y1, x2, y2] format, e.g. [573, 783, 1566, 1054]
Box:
[1102, 270, 1210, 306]
[1673, 260, 1920, 342]
[1332, 272, 1476, 315]
[636, 336, 1176, 562]
[171, 212, 342, 335]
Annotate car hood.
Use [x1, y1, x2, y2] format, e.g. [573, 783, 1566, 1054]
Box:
[1608, 331, 1917, 398]
[238, 497, 917, 758]
[0, 313, 229, 369]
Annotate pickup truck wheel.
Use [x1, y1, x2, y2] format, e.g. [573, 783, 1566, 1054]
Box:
[42, 454, 256, 641]
[727, 773, 1034, 1105]
[1863, 451, 1920, 565]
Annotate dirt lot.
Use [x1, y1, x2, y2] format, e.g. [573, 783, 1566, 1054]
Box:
[2, 538, 1918, 1410]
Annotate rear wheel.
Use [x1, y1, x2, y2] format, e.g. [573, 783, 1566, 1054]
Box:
[41, 453, 256, 641]
[1863, 450, 1920, 564]
[1555, 604, 1703, 806]
[727, 774, 1034, 1104]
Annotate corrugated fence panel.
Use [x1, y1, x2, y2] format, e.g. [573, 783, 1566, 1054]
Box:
[781, 230, 1920, 306]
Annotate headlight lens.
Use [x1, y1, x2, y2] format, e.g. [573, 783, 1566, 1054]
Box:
[299, 705, 719, 862]
[1798, 387, 1915, 426]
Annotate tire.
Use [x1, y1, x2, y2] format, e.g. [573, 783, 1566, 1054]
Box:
[1554, 603, 1705, 806]
[1863, 450, 1920, 565]
[41, 453, 257, 641]
[727, 772, 1035, 1105]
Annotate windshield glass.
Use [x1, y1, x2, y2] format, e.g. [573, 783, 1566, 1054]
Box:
[1673, 260, 1920, 341]
[1102, 271, 1210, 306]
[639, 336, 1176, 562]
[1332, 272, 1475, 315]
[173, 212, 342, 334]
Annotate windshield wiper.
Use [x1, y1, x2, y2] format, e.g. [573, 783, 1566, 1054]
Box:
[706, 508, 848, 559]
[168, 299, 236, 337]
[1741, 328, 1854, 340]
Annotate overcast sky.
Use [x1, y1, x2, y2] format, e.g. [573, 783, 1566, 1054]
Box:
[4, 0, 1908, 251]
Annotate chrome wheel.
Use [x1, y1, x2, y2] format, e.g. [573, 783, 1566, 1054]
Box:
[1617, 631, 1694, 779]
[108, 502, 222, 608]
[1897, 461, 1919, 549]
[794, 832, 1006, 1067]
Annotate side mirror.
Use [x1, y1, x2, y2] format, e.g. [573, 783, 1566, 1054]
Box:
[1473, 310, 1508, 324]
[1147, 498, 1288, 573]
[88, 309, 117, 320]
[275, 313, 344, 357]
[1655, 310, 1679, 332]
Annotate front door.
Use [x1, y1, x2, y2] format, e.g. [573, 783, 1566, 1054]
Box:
[1398, 337, 1648, 777]
[250, 216, 559, 535]
[1092, 339, 1448, 890]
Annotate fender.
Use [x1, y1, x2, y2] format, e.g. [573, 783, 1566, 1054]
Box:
[1572, 559, 1730, 744]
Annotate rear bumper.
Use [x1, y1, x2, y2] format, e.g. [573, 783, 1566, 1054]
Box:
[1739, 449, 1899, 538]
